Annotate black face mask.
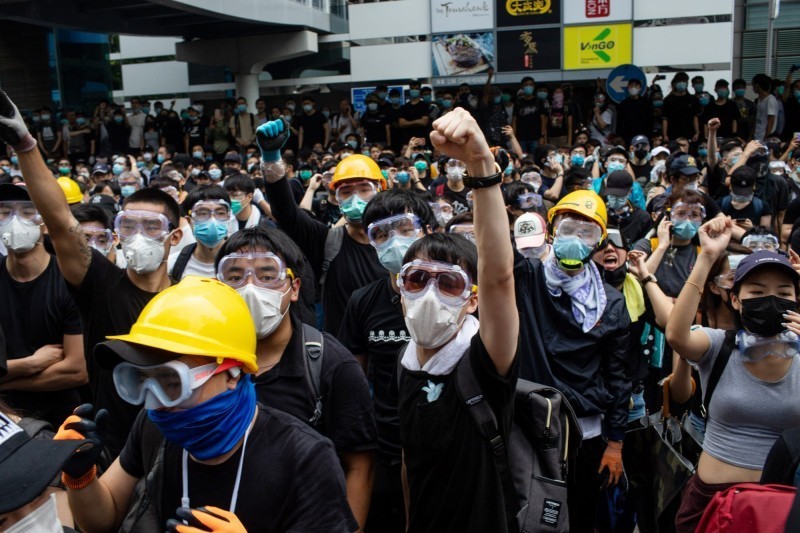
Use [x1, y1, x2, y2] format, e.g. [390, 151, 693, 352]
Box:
[603, 263, 628, 288]
[634, 149, 649, 160]
[740, 295, 798, 337]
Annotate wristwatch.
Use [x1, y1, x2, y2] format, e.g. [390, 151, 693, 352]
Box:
[642, 274, 657, 286]
[462, 162, 503, 189]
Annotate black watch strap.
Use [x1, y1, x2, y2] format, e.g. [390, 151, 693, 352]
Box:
[463, 170, 503, 189]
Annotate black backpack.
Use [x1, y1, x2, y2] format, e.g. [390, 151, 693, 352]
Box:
[169, 243, 197, 280]
[454, 352, 582, 533]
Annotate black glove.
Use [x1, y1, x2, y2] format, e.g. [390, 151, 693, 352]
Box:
[494, 148, 510, 173]
[53, 403, 109, 478]
[255, 118, 289, 163]
[0, 90, 36, 152]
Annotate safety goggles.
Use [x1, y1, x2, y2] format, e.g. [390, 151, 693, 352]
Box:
[217, 252, 295, 290]
[520, 171, 542, 187]
[556, 217, 602, 247]
[83, 225, 114, 252]
[449, 223, 475, 243]
[190, 200, 231, 222]
[516, 193, 543, 210]
[714, 271, 736, 289]
[742, 234, 779, 252]
[335, 180, 377, 203]
[445, 159, 466, 175]
[737, 330, 800, 363]
[428, 202, 454, 217]
[398, 260, 477, 305]
[367, 213, 424, 248]
[670, 202, 706, 223]
[114, 210, 173, 241]
[0, 201, 40, 224]
[601, 229, 626, 249]
[113, 360, 222, 408]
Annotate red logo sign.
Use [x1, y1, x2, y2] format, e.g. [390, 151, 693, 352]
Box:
[586, 0, 610, 18]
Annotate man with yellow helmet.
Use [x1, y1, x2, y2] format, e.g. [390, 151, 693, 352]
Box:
[55, 277, 357, 532]
[514, 189, 632, 532]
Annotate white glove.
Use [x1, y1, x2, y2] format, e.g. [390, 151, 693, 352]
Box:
[0, 90, 36, 152]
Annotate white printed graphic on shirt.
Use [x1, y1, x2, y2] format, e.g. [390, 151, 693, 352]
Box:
[368, 330, 411, 343]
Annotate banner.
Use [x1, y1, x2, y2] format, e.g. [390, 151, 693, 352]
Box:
[431, 33, 495, 77]
[564, 0, 632, 24]
[496, 28, 560, 72]
[563, 23, 632, 70]
[430, 0, 494, 33]
[496, 0, 561, 27]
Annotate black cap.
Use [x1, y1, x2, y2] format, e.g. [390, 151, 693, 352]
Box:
[631, 135, 650, 147]
[377, 157, 394, 168]
[730, 172, 756, 195]
[89, 193, 120, 217]
[224, 152, 241, 163]
[733, 250, 800, 288]
[670, 154, 700, 176]
[603, 145, 627, 160]
[606, 170, 634, 197]
[0, 183, 30, 201]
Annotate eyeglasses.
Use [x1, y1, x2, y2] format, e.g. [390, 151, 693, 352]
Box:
[0, 201, 40, 224]
[398, 260, 477, 305]
[191, 200, 231, 222]
[448, 223, 475, 243]
[113, 360, 222, 408]
[217, 252, 295, 290]
[335, 180, 377, 203]
[556, 217, 602, 247]
[742, 234, 779, 252]
[670, 202, 706, 222]
[114, 210, 172, 241]
[516, 193, 543, 210]
[367, 213, 424, 248]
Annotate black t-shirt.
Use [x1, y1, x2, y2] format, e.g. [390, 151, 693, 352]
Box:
[71, 248, 163, 457]
[547, 104, 570, 138]
[663, 93, 700, 139]
[616, 97, 654, 144]
[720, 195, 772, 227]
[700, 100, 739, 138]
[119, 406, 358, 532]
[632, 239, 698, 298]
[784, 197, 800, 227]
[362, 110, 390, 144]
[399, 334, 518, 533]
[429, 178, 471, 215]
[706, 164, 730, 201]
[298, 111, 328, 149]
[611, 205, 653, 244]
[630, 161, 651, 183]
[254, 317, 377, 454]
[782, 97, 800, 142]
[0, 255, 83, 428]
[399, 101, 430, 145]
[183, 119, 207, 148]
[513, 98, 543, 141]
[338, 278, 409, 464]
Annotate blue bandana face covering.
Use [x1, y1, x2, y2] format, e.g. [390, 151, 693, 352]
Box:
[148, 375, 256, 460]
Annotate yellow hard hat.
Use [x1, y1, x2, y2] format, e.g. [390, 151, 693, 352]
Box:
[57, 177, 82, 205]
[102, 276, 258, 373]
[547, 189, 608, 239]
[329, 154, 387, 191]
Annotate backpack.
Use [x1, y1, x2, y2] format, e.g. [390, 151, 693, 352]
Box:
[696, 483, 796, 532]
[300, 323, 325, 427]
[454, 351, 582, 532]
[169, 243, 197, 281]
[320, 226, 345, 287]
[721, 196, 764, 221]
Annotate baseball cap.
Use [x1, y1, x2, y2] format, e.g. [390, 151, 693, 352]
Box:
[670, 154, 700, 176]
[631, 135, 650, 147]
[89, 193, 121, 217]
[0, 412, 88, 514]
[514, 213, 547, 250]
[603, 146, 628, 160]
[606, 170, 634, 197]
[733, 250, 800, 288]
[651, 146, 670, 158]
[377, 157, 394, 168]
[224, 152, 241, 163]
[92, 163, 110, 175]
[0, 183, 30, 202]
[730, 172, 756, 195]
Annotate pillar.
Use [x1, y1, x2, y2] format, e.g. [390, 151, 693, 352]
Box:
[235, 73, 260, 113]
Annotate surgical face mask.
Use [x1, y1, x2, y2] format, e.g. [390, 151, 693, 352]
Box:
[436, 211, 453, 227]
[441, 99, 452, 109]
[58, 166, 71, 175]
[502, 94, 512, 103]
[699, 96, 710, 106]
[698, 148, 708, 157]
[404, 286, 465, 349]
[1, 217, 41, 253]
[730, 154, 741, 167]
[652, 100, 663, 108]
[237, 283, 290, 339]
[40, 114, 51, 122]
[231, 199, 243, 215]
[628, 87, 640, 96]
[192, 150, 203, 159]
[396, 171, 410, 185]
[191, 168, 201, 177]
[193, 219, 228, 248]
[520, 244, 547, 261]
[209, 168, 222, 180]
[114, 116, 124, 123]
[536, 91, 548, 100]
[390, 97, 401, 106]
[731, 193, 753, 204]
[740, 295, 798, 337]
[6, 493, 62, 533]
[286, 102, 296, 111]
[377, 234, 420, 273]
[408, 89, 420, 99]
[322, 110, 331, 119]
[693, 83, 704, 93]
[794, 89, 800, 100]
[120, 185, 137, 198]
[734, 88, 746, 98]
[136, 161, 145, 170]
[299, 169, 313, 181]
[676, 82, 688, 92]
[347, 140, 358, 149]
[607, 161, 625, 174]
[606, 195, 627, 210]
[523, 86, 534, 96]
[156, 154, 165, 164]
[1, 165, 9, 173]
[672, 219, 700, 240]
[339, 193, 370, 222]
[237, 104, 247, 114]
[414, 161, 427, 173]
[716, 89, 729, 99]
[683, 181, 700, 191]
[423, 94, 432, 103]
[571, 154, 585, 167]
[367, 103, 378, 112]
[122, 233, 166, 274]
[552, 235, 592, 268]
[303, 104, 313, 113]
[112, 163, 124, 175]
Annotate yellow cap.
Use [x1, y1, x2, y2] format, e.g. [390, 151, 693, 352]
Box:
[57, 177, 82, 205]
[329, 154, 387, 191]
[548, 189, 608, 239]
[106, 277, 258, 373]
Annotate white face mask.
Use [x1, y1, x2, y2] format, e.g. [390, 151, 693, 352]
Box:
[122, 233, 166, 274]
[436, 211, 453, 227]
[1, 217, 41, 253]
[237, 283, 290, 339]
[404, 287, 465, 349]
[6, 493, 62, 533]
[446, 171, 463, 182]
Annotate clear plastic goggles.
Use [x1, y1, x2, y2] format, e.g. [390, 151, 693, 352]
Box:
[397, 260, 477, 305]
[428, 202, 454, 217]
[737, 330, 800, 363]
[516, 193, 543, 210]
[114, 210, 172, 241]
[83, 226, 114, 252]
[113, 360, 220, 408]
[190, 199, 231, 222]
[742, 234, 779, 252]
[335, 180, 377, 203]
[448, 223, 475, 243]
[217, 252, 295, 290]
[556, 217, 602, 247]
[670, 202, 706, 223]
[367, 213, 424, 248]
[0, 201, 40, 224]
[520, 171, 542, 187]
[445, 159, 466, 175]
[714, 271, 735, 289]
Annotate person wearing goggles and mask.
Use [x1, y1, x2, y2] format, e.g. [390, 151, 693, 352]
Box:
[0, 184, 87, 430]
[54, 277, 357, 532]
[720, 166, 772, 231]
[428, 157, 472, 215]
[592, 146, 647, 210]
[504, 181, 546, 221]
[392, 108, 518, 533]
[429, 197, 455, 228]
[604, 170, 652, 244]
[514, 189, 632, 532]
[0, 86, 185, 460]
[72, 204, 124, 268]
[514, 212, 550, 262]
[667, 218, 800, 532]
[215, 228, 377, 530]
[256, 117, 390, 335]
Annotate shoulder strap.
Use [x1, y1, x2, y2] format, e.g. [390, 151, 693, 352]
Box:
[320, 226, 345, 286]
[301, 323, 324, 427]
[454, 352, 518, 523]
[249, 113, 254, 132]
[752, 197, 763, 219]
[722, 196, 731, 211]
[17, 417, 53, 438]
[702, 329, 737, 420]
[169, 243, 197, 280]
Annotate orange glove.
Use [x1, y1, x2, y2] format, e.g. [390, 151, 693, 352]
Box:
[54, 404, 108, 479]
[167, 506, 247, 533]
[598, 440, 624, 487]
